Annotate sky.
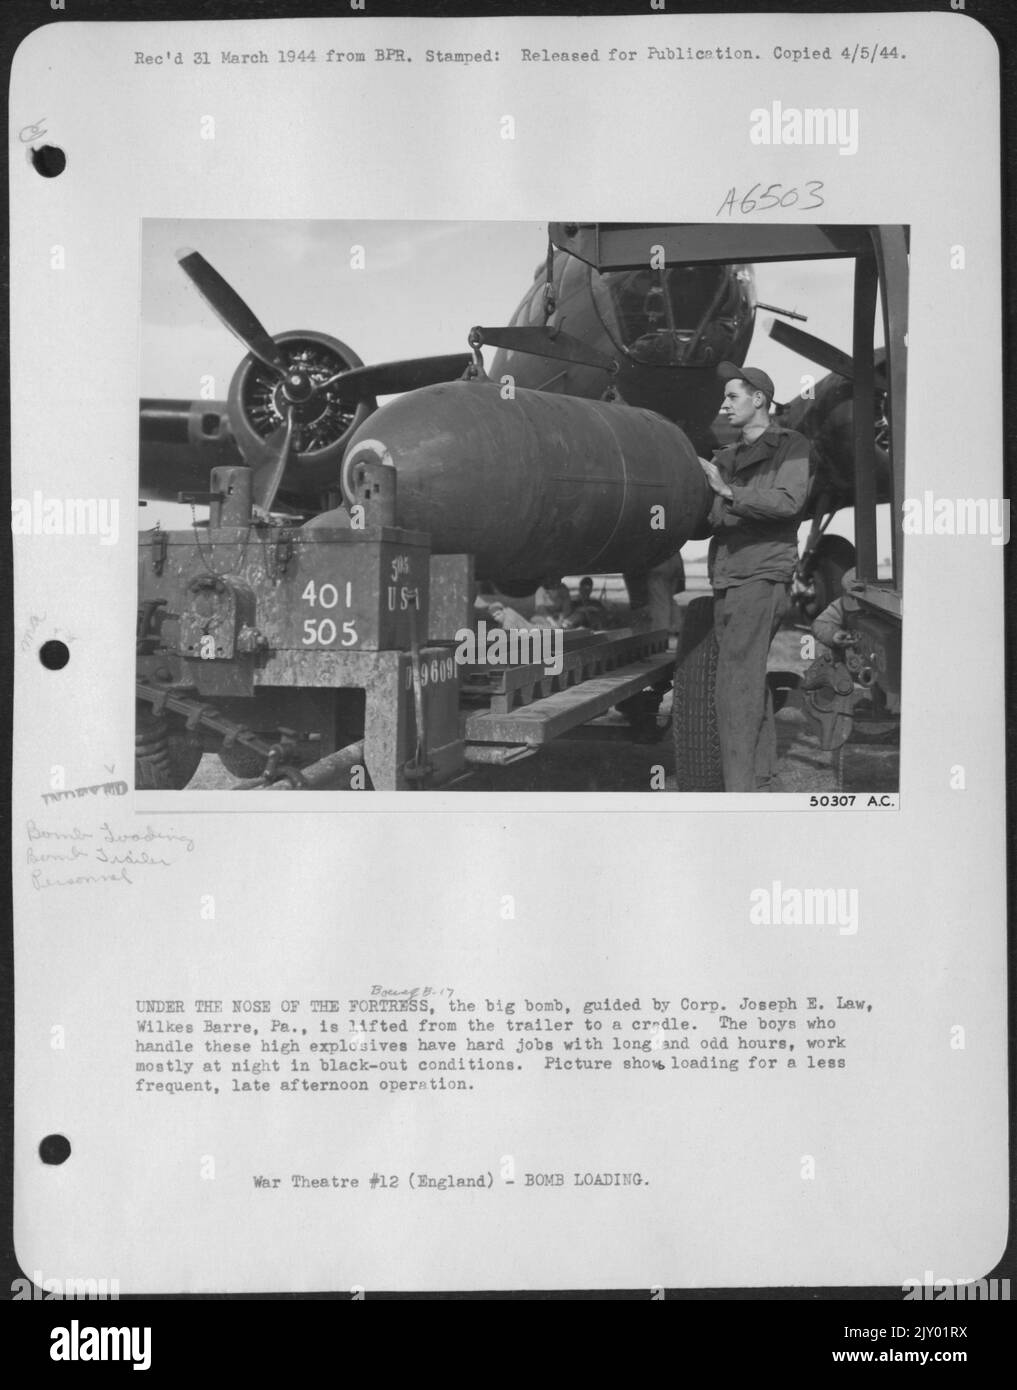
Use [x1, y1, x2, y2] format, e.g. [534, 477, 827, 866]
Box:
[138, 219, 890, 559]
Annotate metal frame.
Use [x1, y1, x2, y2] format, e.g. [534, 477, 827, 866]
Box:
[549, 222, 907, 616]
[254, 647, 463, 790]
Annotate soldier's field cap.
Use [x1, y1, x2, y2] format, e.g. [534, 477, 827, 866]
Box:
[717, 361, 775, 402]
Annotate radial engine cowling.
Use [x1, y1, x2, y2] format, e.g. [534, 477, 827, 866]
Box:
[341, 381, 713, 590]
[228, 330, 374, 495]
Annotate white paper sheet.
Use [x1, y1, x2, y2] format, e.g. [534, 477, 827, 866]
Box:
[10, 10, 1007, 1295]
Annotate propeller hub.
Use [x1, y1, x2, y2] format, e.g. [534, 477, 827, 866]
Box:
[271, 377, 329, 426]
[282, 370, 313, 402]
[228, 332, 371, 493]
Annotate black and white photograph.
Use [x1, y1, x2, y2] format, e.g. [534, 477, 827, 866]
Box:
[137, 219, 904, 796]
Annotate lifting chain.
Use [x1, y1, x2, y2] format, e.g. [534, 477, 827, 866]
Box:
[188, 504, 256, 582]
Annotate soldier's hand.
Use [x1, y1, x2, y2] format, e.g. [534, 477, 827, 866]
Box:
[698, 457, 733, 499]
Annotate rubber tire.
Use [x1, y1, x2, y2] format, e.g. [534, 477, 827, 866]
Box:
[801, 536, 856, 621]
[671, 596, 724, 791]
[135, 705, 204, 790]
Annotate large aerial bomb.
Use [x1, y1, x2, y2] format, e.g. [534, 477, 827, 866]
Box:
[341, 380, 713, 590]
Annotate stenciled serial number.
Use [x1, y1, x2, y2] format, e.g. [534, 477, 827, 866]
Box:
[717, 181, 824, 216]
[404, 656, 456, 690]
[808, 794, 896, 808]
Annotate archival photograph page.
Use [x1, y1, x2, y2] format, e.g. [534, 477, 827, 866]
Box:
[8, 8, 1008, 1308]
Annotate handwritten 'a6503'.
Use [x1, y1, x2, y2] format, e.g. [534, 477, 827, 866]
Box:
[717, 182, 825, 216]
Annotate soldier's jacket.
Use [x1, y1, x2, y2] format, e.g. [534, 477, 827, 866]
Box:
[707, 425, 812, 588]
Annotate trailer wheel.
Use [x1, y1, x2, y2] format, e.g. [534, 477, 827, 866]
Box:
[135, 705, 203, 790]
[671, 596, 723, 791]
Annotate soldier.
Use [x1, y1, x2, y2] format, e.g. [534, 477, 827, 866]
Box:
[533, 575, 573, 626]
[699, 363, 811, 791]
[811, 568, 860, 652]
[569, 576, 609, 629]
[623, 552, 685, 633]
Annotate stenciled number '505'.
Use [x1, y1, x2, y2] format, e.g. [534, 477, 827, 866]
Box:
[302, 618, 357, 646]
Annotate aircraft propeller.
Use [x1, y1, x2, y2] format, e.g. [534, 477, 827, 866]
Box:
[166, 249, 471, 515]
[176, 249, 290, 378]
[768, 319, 886, 388]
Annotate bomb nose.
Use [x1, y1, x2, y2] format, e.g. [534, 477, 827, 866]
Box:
[341, 438, 395, 502]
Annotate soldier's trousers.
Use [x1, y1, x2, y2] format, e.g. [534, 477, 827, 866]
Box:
[713, 579, 790, 792]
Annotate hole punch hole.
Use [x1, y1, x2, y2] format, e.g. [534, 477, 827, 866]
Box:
[39, 1134, 71, 1165]
[31, 145, 66, 178]
[39, 640, 70, 670]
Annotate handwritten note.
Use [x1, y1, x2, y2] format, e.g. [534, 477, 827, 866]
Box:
[25, 820, 195, 890]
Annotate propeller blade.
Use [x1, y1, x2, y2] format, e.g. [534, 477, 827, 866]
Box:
[252, 408, 296, 517]
[472, 325, 617, 373]
[768, 320, 887, 389]
[176, 248, 287, 377]
[768, 321, 855, 380]
[324, 353, 473, 399]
